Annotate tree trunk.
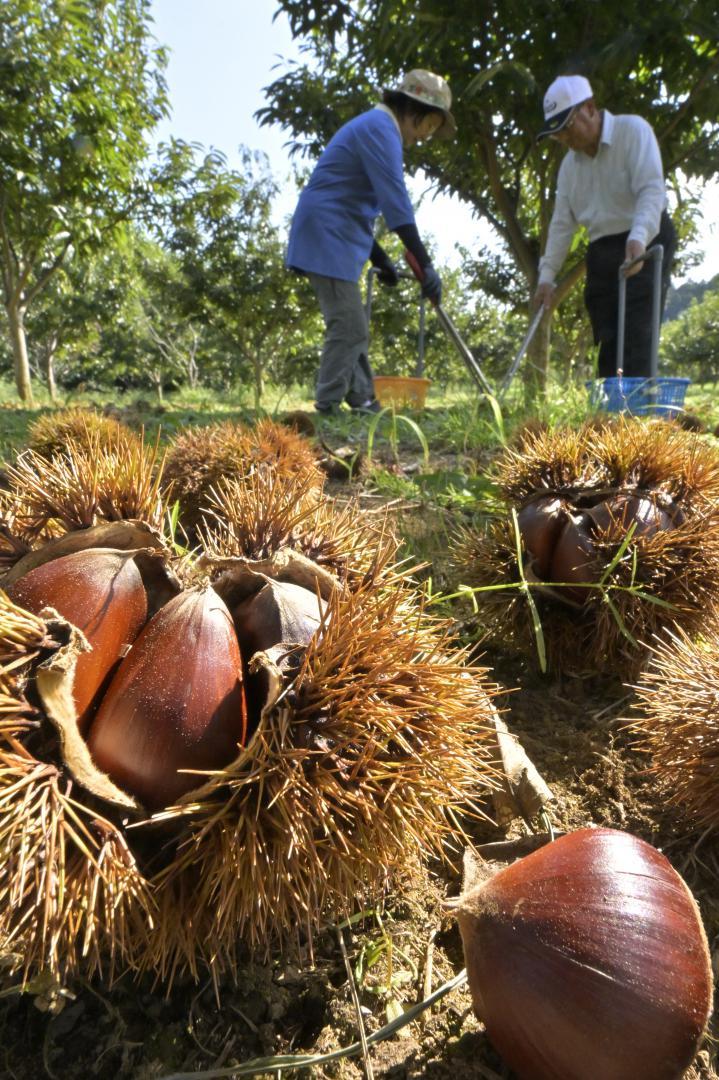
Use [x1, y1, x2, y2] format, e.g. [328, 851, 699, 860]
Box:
[5, 300, 34, 405]
[149, 370, 164, 404]
[523, 311, 551, 406]
[563, 325, 592, 385]
[187, 354, 198, 389]
[43, 333, 59, 402]
[252, 353, 263, 410]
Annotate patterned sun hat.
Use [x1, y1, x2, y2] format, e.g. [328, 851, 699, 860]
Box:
[386, 69, 457, 139]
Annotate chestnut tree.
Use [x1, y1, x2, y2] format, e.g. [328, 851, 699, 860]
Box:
[0, 0, 167, 403]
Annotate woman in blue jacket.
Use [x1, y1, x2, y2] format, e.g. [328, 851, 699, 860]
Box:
[287, 70, 456, 415]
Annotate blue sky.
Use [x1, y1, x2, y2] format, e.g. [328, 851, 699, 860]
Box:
[149, 0, 717, 284]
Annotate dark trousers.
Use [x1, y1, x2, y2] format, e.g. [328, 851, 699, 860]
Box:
[584, 211, 676, 378]
[306, 272, 375, 408]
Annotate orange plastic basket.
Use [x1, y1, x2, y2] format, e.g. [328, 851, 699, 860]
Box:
[373, 376, 431, 409]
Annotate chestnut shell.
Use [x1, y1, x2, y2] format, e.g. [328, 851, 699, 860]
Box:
[6, 548, 148, 734]
[587, 494, 676, 539]
[87, 587, 247, 810]
[458, 828, 712, 1080]
[232, 579, 325, 658]
[549, 512, 597, 603]
[517, 496, 567, 580]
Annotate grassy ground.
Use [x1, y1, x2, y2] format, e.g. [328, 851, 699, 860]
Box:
[1, 372, 715, 460]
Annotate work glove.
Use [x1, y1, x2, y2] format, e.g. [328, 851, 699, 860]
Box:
[420, 263, 442, 305]
[377, 262, 400, 287]
[370, 240, 400, 287]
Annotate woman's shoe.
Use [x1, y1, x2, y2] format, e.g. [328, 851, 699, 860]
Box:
[350, 398, 382, 414]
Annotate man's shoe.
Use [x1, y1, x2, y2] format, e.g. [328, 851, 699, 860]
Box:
[350, 398, 382, 414]
[314, 402, 342, 416]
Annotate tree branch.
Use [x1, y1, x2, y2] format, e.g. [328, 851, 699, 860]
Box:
[658, 57, 719, 146]
[23, 238, 73, 308]
[475, 132, 535, 282]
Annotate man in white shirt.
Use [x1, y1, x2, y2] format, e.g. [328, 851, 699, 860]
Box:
[533, 75, 676, 378]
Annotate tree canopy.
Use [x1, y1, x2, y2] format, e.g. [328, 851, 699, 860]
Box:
[0, 0, 167, 401]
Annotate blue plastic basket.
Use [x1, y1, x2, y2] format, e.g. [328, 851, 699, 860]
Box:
[586, 377, 691, 418]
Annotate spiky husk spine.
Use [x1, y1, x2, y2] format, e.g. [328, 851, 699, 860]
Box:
[26, 408, 139, 460]
[162, 418, 322, 534]
[200, 467, 392, 585]
[0, 431, 170, 555]
[628, 621, 719, 835]
[145, 568, 498, 978]
[457, 418, 719, 675]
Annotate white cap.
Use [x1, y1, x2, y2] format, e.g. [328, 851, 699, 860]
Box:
[537, 75, 593, 139]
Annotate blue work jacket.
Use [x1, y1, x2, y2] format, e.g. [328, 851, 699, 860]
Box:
[286, 106, 416, 282]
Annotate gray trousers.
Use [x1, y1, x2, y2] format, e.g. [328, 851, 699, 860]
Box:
[307, 272, 375, 408]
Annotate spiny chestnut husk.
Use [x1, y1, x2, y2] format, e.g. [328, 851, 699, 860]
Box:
[25, 407, 139, 460]
[5, 548, 148, 734]
[200, 465, 393, 586]
[0, 589, 156, 985]
[87, 586, 247, 811]
[142, 568, 501, 980]
[628, 620, 719, 834]
[456, 828, 713, 1080]
[1, 428, 169, 542]
[0, 461, 505, 991]
[162, 418, 322, 535]
[457, 417, 719, 674]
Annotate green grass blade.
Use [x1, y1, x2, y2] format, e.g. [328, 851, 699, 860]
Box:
[598, 521, 638, 586]
[365, 406, 391, 465]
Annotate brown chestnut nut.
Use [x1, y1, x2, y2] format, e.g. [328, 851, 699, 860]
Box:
[549, 513, 597, 603]
[457, 828, 713, 1080]
[6, 548, 147, 734]
[516, 496, 567, 579]
[87, 586, 247, 810]
[588, 495, 675, 540]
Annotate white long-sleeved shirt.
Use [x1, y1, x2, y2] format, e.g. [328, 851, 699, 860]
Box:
[538, 110, 667, 285]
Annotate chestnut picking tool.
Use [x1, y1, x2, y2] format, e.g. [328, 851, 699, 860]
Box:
[404, 250, 545, 399]
[616, 243, 664, 378]
[404, 250, 493, 396]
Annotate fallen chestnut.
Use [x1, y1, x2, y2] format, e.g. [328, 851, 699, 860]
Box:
[516, 496, 567, 579]
[587, 494, 675, 540]
[232, 579, 325, 659]
[87, 586, 247, 810]
[549, 511, 597, 602]
[6, 547, 148, 733]
[457, 828, 712, 1080]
